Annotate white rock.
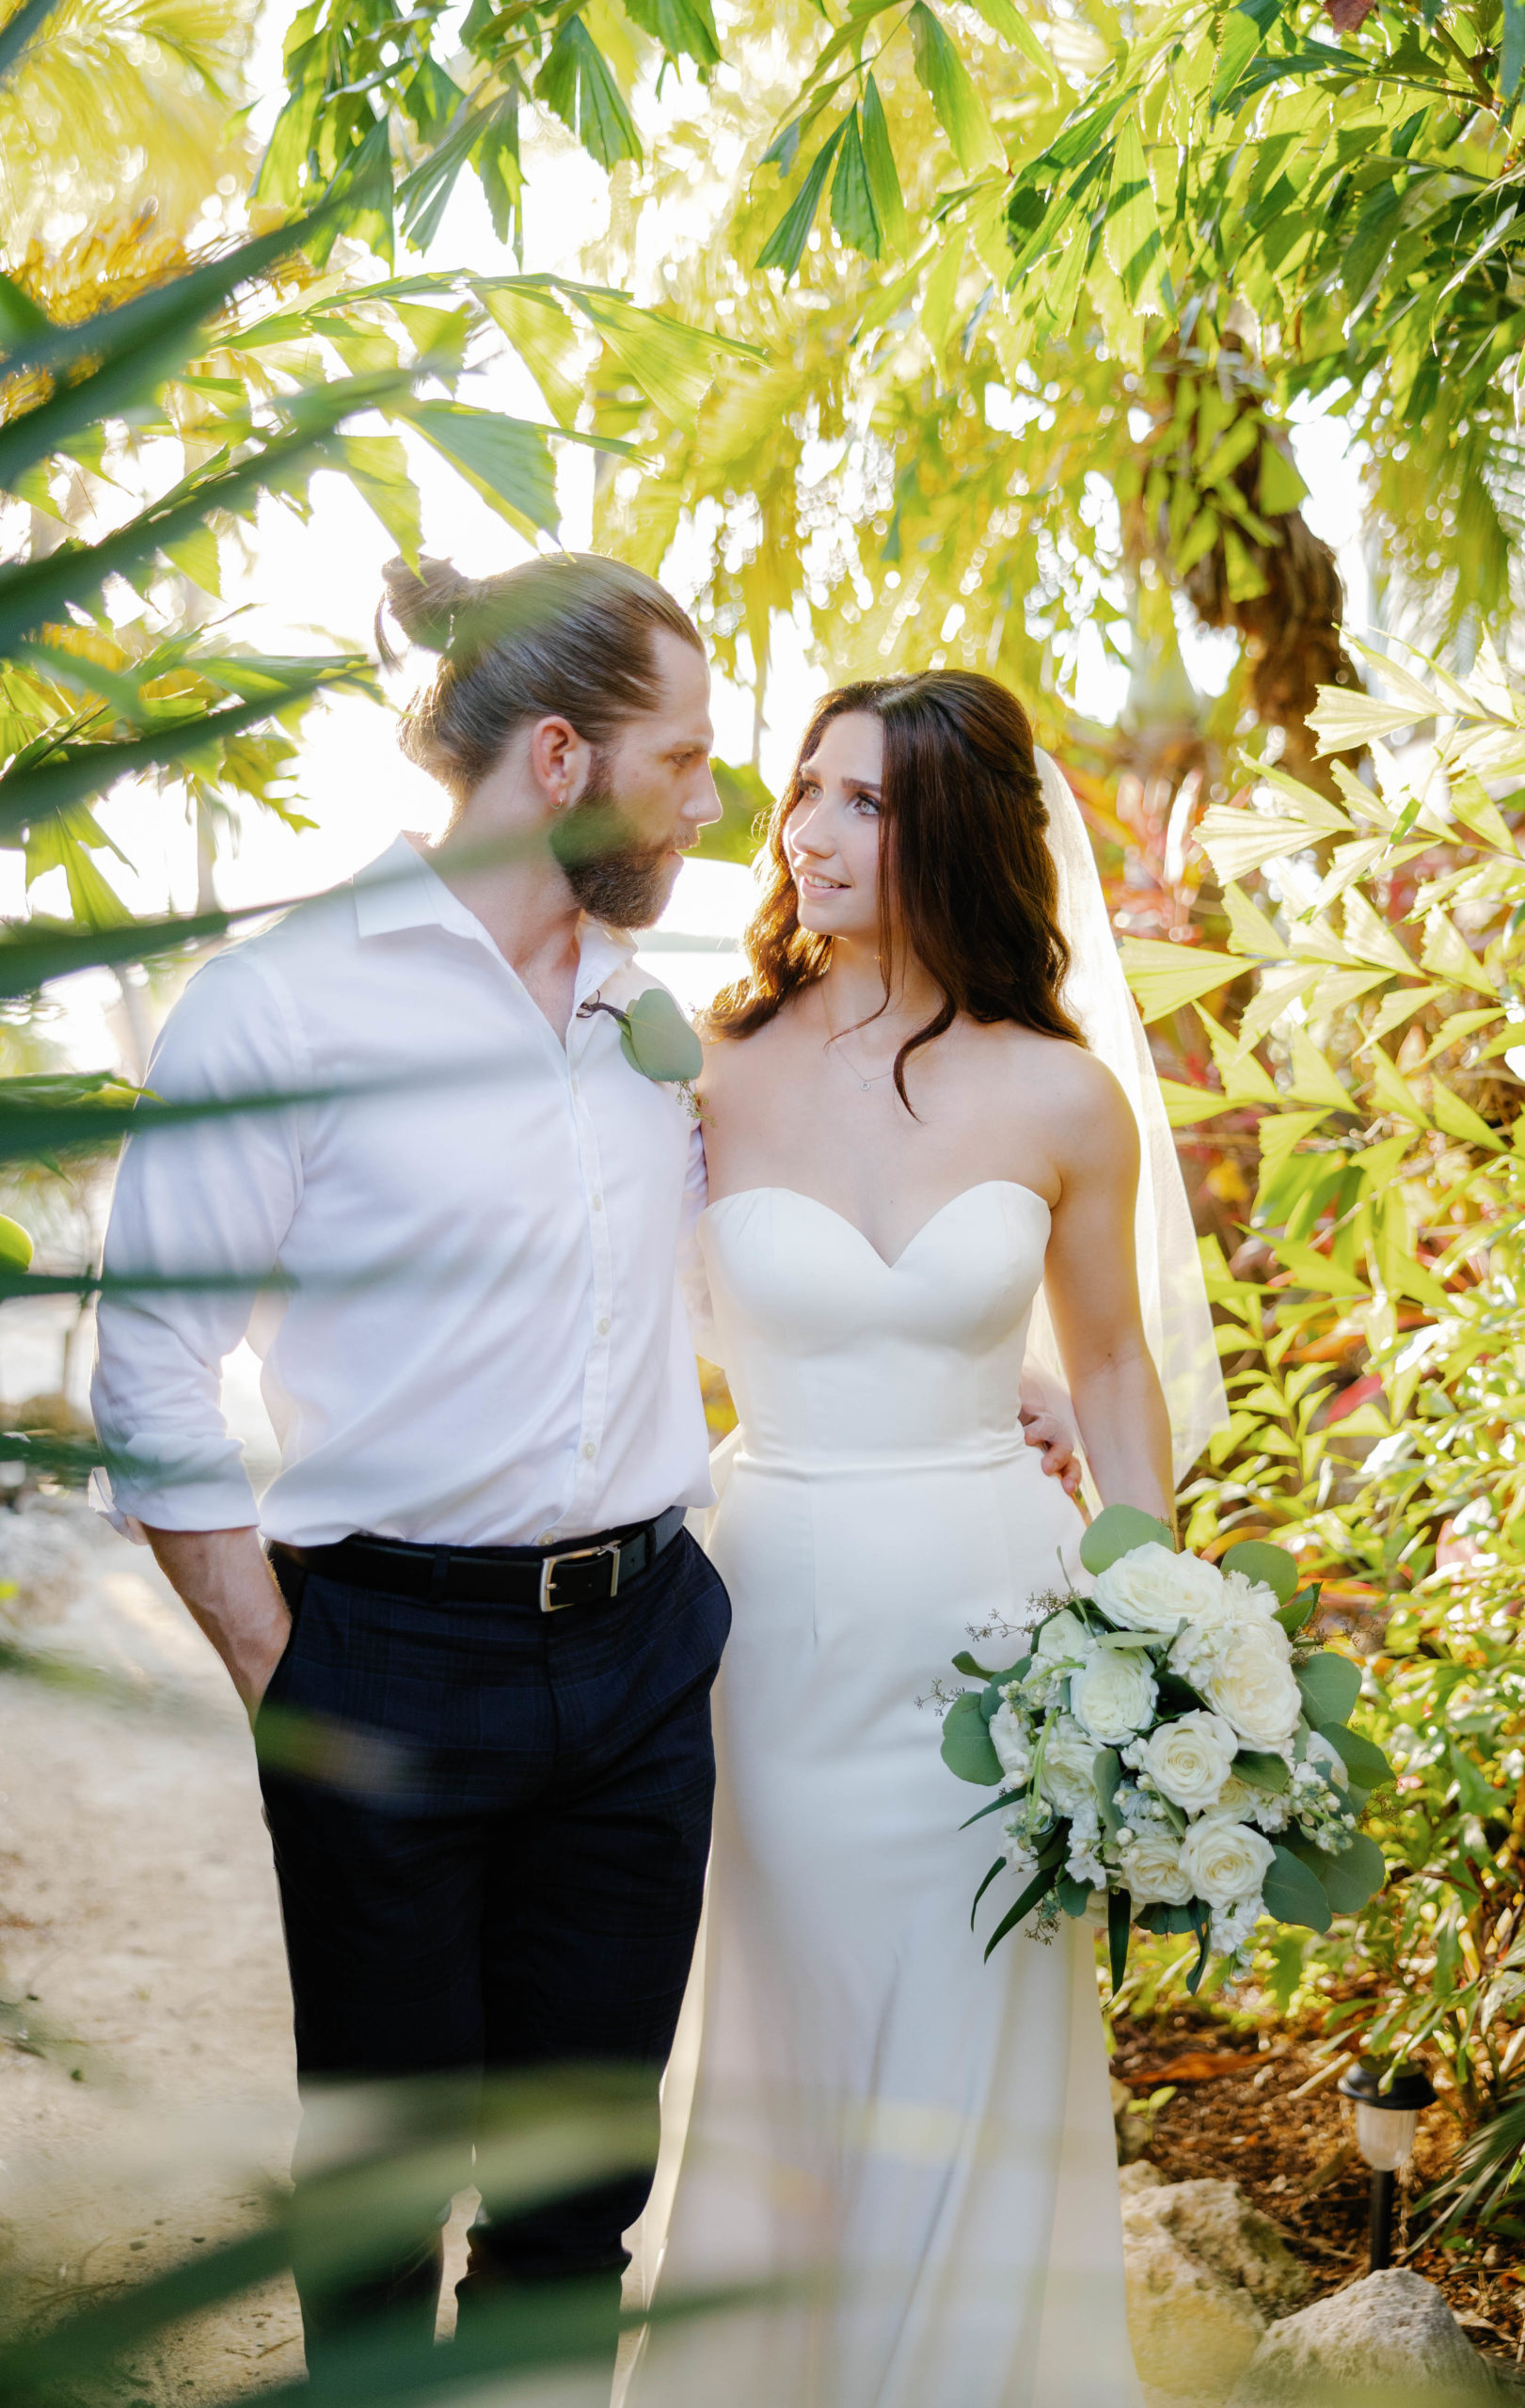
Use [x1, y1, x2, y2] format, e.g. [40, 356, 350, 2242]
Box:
[1226, 2268, 1495, 2404]
[1121, 2165, 1269, 2408]
[1152, 2178, 1309, 2320]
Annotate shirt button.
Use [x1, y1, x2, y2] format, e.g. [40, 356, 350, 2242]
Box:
[536, 1530, 555, 1545]
[570, 1078, 580, 1096]
[581, 1440, 596, 1460]
[591, 1195, 603, 1212]
[597, 1316, 611, 1336]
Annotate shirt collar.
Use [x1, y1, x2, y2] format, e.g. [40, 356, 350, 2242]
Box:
[352, 833, 641, 993]
[352, 835, 468, 941]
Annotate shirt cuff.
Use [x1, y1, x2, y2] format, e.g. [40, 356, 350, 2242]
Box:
[89, 1434, 261, 1537]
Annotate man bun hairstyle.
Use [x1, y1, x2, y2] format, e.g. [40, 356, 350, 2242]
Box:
[376, 550, 704, 805]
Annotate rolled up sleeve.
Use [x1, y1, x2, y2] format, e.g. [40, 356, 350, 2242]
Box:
[89, 947, 305, 1536]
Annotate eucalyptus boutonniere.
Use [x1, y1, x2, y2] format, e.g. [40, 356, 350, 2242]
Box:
[579, 987, 704, 1118]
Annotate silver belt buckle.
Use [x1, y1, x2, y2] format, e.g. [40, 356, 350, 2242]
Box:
[539, 1538, 622, 1613]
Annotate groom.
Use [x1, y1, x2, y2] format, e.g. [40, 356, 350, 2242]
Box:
[90, 552, 734, 2354]
[90, 547, 1082, 2358]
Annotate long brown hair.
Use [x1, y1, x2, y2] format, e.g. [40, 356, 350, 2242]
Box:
[707, 671, 1084, 1106]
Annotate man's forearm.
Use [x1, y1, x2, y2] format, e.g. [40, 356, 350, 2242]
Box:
[142, 1524, 291, 1714]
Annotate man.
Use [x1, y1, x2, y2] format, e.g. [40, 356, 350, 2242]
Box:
[91, 550, 732, 2354]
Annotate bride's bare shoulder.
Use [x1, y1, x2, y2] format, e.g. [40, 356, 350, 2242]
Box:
[978, 1022, 1135, 1148]
[700, 999, 809, 1087]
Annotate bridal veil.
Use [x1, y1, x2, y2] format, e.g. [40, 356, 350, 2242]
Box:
[1027, 748, 1228, 1478]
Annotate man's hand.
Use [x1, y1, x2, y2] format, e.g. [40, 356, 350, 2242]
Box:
[141, 1525, 292, 1718]
[1020, 1392, 1083, 1497]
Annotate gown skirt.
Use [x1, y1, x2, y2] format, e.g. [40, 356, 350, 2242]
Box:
[623, 1182, 1144, 2408]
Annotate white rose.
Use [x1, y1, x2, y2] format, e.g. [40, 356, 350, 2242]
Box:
[1204, 1772, 1261, 1823]
[1216, 1569, 1281, 1623]
[1173, 1621, 1302, 1751]
[1071, 1647, 1159, 1746]
[1136, 1710, 1239, 1809]
[1037, 1715, 1103, 1817]
[1180, 1815, 1275, 1909]
[1093, 1543, 1225, 1634]
[1031, 1608, 1092, 1669]
[990, 1701, 1034, 1785]
[1120, 1829, 1193, 1906]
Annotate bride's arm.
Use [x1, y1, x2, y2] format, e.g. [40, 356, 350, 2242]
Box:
[1041, 1059, 1175, 1529]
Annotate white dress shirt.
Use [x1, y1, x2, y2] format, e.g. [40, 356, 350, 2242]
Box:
[90, 836, 714, 1548]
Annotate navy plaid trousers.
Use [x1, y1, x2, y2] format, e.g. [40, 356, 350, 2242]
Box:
[257, 1525, 730, 2352]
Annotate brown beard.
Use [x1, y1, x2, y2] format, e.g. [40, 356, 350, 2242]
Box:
[551, 752, 675, 928]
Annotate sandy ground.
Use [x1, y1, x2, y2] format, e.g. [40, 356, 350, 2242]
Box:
[0, 1512, 474, 2400]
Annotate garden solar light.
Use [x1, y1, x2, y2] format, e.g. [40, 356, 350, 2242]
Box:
[1339, 2058, 1438, 2273]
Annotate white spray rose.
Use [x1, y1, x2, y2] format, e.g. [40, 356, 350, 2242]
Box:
[1179, 1815, 1275, 1909]
[1037, 1715, 1103, 1817]
[1070, 1645, 1159, 1746]
[1303, 1729, 1350, 1789]
[1173, 1619, 1302, 1751]
[1000, 1819, 1040, 1881]
[990, 1700, 1034, 1785]
[1093, 1543, 1225, 1634]
[1136, 1710, 1239, 1810]
[1120, 1829, 1193, 1906]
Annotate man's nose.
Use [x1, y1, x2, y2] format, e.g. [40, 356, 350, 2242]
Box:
[691, 765, 723, 827]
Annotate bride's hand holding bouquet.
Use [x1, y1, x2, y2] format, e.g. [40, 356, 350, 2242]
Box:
[940, 1504, 1391, 1991]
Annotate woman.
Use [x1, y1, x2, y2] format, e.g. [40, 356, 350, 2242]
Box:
[627, 672, 1223, 2408]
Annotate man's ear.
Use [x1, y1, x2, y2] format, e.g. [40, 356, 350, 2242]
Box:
[527, 715, 593, 809]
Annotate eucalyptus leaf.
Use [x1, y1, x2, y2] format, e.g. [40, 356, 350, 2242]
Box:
[1220, 1538, 1299, 1603]
[941, 1691, 1003, 1785]
[1275, 1586, 1320, 1640]
[1263, 1845, 1333, 1935]
[1078, 1503, 1174, 1576]
[1233, 1749, 1291, 1794]
[1315, 1721, 1393, 1791]
[1312, 1831, 1387, 1913]
[1296, 1652, 1363, 1728]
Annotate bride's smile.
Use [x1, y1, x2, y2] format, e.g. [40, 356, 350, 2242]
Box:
[783, 714, 884, 938]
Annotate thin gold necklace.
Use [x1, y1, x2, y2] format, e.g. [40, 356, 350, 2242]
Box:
[821, 998, 897, 1092]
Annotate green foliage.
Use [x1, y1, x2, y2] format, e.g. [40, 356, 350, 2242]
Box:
[0, 2064, 770, 2402]
[940, 1688, 1004, 1784]
[260, 0, 726, 266]
[1079, 1501, 1175, 1571]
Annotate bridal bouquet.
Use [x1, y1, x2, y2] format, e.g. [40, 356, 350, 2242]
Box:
[939, 1506, 1391, 1992]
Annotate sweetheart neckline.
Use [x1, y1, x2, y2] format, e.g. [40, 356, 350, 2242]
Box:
[700, 1180, 1052, 1273]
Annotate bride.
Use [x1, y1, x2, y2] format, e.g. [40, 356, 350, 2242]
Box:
[626, 670, 1224, 2408]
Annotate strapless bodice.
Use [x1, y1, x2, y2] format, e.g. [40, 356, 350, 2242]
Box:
[698, 1181, 1052, 1475]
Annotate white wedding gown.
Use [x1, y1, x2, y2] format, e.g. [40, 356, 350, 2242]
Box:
[623, 1180, 1143, 2408]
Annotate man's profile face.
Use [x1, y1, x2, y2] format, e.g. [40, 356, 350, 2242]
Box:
[561, 631, 721, 927]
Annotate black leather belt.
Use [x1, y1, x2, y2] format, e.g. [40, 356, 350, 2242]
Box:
[270, 1504, 687, 1614]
